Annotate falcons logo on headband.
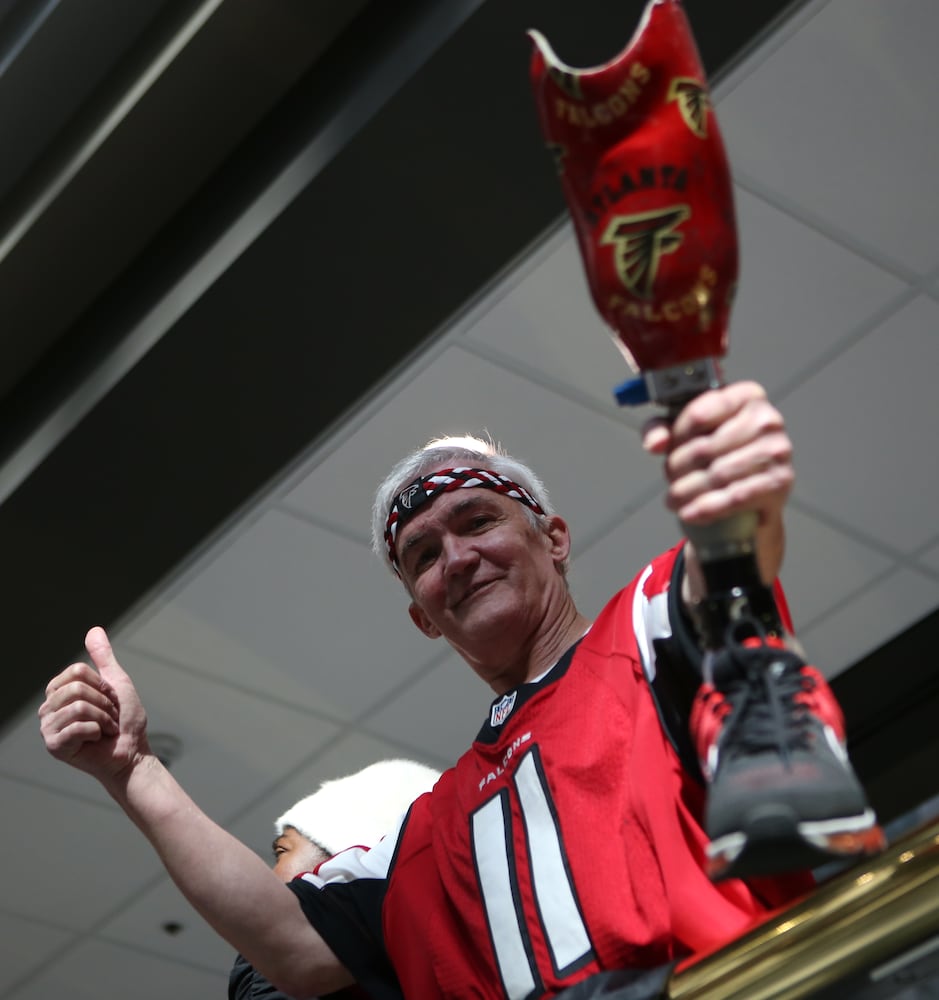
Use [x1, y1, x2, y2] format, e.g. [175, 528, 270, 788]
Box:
[600, 205, 691, 300]
[398, 485, 421, 509]
[667, 78, 710, 139]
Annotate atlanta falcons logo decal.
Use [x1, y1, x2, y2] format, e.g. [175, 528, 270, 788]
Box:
[667, 78, 710, 138]
[599, 205, 691, 300]
[398, 485, 421, 509]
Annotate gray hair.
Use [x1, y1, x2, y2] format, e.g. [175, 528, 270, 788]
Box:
[371, 434, 564, 578]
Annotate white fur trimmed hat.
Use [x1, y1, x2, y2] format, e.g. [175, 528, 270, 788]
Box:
[275, 758, 441, 855]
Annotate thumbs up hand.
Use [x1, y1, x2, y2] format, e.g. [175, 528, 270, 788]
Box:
[39, 626, 153, 787]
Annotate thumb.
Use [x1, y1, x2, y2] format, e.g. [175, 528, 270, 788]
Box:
[84, 626, 126, 683]
[641, 416, 672, 455]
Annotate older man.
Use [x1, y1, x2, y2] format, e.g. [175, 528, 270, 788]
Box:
[39, 382, 879, 1000]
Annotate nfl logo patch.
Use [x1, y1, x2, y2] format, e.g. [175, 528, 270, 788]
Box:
[490, 691, 517, 727]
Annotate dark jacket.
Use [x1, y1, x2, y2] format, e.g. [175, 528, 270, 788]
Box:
[229, 952, 367, 1000]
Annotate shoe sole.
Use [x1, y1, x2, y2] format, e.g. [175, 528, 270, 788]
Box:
[707, 805, 886, 881]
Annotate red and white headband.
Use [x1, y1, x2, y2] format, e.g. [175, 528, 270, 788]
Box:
[384, 467, 545, 575]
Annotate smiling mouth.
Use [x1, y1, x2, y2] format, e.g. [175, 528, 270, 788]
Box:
[452, 578, 498, 609]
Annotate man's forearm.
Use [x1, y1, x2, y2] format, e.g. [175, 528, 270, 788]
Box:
[105, 754, 352, 998]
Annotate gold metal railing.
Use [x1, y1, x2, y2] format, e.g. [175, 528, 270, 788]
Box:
[668, 817, 939, 999]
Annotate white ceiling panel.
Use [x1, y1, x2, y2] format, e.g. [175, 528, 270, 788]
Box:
[126, 511, 439, 721]
[282, 345, 661, 554]
[9, 938, 226, 1000]
[780, 505, 896, 632]
[782, 294, 939, 555]
[0, 694, 114, 807]
[565, 496, 685, 622]
[0, 777, 164, 927]
[723, 186, 908, 393]
[717, 0, 939, 274]
[0, 912, 73, 989]
[116, 644, 346, 819]
[798, 566, 939, 679]
[460, 224, 642, 416]
[919, 538, 939, 577]
[98, 877, 236, 974]
[365, 650, 495, 762]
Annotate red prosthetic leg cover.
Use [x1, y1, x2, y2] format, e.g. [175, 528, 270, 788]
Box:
[529, 0, 737, 375]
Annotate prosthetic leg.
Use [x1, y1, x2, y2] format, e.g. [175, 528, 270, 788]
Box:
[529, 0, 884, 879]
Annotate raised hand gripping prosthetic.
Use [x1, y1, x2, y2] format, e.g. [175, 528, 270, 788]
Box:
[529, 0, 884, 880]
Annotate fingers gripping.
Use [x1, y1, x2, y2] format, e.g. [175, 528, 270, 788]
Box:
[670, 381, 769, 443]
[642, 384, 793, 525]
[641, 382, 771, 457]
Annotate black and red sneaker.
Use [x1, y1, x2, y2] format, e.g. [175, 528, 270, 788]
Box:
[691, 619, 886, 881]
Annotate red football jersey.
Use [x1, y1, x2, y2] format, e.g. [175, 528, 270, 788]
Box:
[290, 544, 811, 999]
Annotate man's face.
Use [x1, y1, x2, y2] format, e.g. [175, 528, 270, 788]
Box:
[397, 489, 570, 666]
[272, 826, 329, 882]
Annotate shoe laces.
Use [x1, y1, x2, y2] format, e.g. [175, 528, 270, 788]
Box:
[716, 618, 815, 766]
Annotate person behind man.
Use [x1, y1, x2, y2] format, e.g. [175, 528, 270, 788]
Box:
[229, 758, 440, 1000]
[39, 382, 881, 1000]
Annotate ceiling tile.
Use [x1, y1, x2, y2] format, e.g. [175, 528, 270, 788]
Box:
[0, 694, 113, 808]
[717, 0, 939, 273]
[126, 512, 439, 721]
[9, 938, 226, 1000]
[918, 538, 939, 577]
[0, 912, 74, 989]
[125, 646, 345, 819]
[98, 877, 236, 975]
[364, 651, 494, 763]
[460, 225, 639, 411]
[797, 567, 939, 679]
[282, 345, 661, 557]
[566, 496, 683, 622]
[0, 777, 164, 928]
[779, 506, 895, 632]
[723, 187, 907, 392]
[782, 295, 939, 554]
